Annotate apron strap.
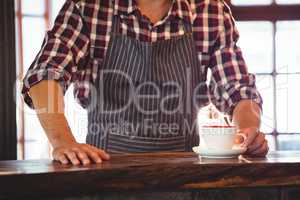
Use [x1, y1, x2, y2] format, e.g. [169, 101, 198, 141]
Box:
[112, 15, 121, 34]
[180, 20, 193, 34]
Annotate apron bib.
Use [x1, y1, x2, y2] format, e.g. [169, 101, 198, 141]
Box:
[86, 16, 208, 153]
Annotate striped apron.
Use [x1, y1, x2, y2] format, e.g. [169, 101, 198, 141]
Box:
[86, 16, 209, 153]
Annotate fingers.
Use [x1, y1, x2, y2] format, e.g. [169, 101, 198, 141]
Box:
[247, 132, 265, 153]
[65, 150, 81, 165]
[238, 127, 259, 148]
[52, 144, 110, 165]
[251, 140, 269, 157]
[72, 148, 91, 165]
[82, 145, 110, 163]
[54, 153, 69, 165]
[234, 134, 246, 145]
[245, 132, 269, 157]
[89, 145, 110, 160]
[67, 147, 103, 165]
[237, 128, 269, 157]
[98, 149, 110, 160]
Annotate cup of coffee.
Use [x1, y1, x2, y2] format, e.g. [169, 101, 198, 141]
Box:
[199, 126, 246, 150]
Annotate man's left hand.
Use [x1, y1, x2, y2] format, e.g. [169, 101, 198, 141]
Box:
[238, 127, 269, 157]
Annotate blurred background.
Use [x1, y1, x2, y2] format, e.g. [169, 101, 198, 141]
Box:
[14, 0, 300, 159]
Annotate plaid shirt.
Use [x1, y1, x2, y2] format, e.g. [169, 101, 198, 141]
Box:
[22, 0, 262, 115]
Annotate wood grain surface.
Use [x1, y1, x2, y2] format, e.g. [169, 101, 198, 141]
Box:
[0, 151, 300, 199]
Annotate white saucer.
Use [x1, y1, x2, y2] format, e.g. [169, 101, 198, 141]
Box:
[192, 146, 247, 159]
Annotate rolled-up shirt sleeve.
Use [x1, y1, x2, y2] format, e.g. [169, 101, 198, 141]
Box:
[208, 2, 263, 116]
[22, 0, 90, 108]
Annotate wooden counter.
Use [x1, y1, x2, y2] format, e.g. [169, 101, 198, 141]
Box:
[1, 151, 300, 200]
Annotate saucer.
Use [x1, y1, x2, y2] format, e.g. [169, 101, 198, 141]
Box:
[192, 146, 247, 159]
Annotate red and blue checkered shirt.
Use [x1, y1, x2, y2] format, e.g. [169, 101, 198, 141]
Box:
[22, 0, 262, 115]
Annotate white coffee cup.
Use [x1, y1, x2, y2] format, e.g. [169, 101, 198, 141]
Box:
[199, 126, 246, 150]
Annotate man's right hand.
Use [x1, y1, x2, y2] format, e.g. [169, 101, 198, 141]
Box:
[29, 80, 110, 166]
[52, 142, 110, 165]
